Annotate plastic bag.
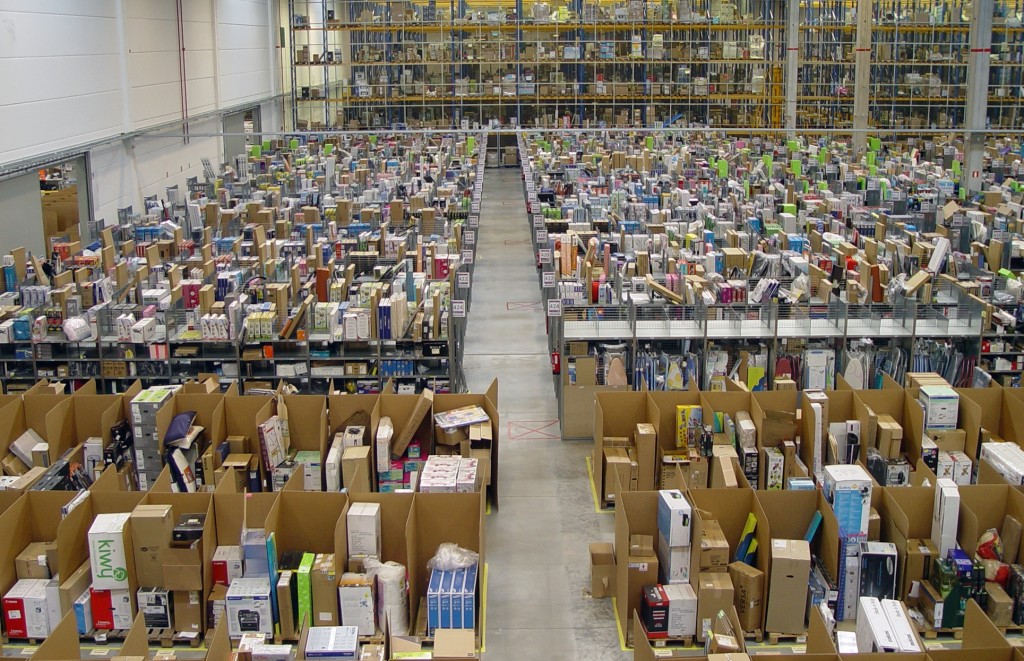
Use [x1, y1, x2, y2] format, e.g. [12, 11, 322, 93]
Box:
[977, 528, 1004, 562]
[427, 543, 479, 572]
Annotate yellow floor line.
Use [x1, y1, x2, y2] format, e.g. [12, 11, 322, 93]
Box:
[480, 563, 488, 653]
[610, 597, 629, 651]
[585, 455, 613, 515]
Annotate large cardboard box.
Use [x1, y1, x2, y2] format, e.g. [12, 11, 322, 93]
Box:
[88, 513, 133, 590]
[311, 553, 339, 627]
[695, 572, 734, 642]
[130, 504, 173, 588]
[728, 561, 764, 632]
[765, 539, 811, 634]
[590, 543, 615, 598]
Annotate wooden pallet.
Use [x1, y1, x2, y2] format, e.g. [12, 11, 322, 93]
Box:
[743, 628, 764, 643]
[649, 635, 696, 648]
[767, 631, 807, 645]
[917, 626, 963, 640]
[997, 625, 1024, 636]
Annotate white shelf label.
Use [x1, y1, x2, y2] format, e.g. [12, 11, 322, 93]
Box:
[533, 215, 543, 228]
[547, 299, 562, 317]
[542, 271, 556, 288]
[538, 248, 552, 264]
[458, 272, 471, 289]
[469, 215, 479, 228]
[465, 230, 476, 246]
[452, 300, 466, 318]
[462, 249, 474, 264]
[537, 229, 548, 244]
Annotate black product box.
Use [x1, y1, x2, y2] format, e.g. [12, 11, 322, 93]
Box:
[859, 541, 898, 601]
[172, 513, 207, 543]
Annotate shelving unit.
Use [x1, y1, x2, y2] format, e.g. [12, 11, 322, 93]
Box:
[288, 0, 788, 130]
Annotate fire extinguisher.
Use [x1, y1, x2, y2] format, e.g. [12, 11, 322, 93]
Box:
[551, 349, 561, 375]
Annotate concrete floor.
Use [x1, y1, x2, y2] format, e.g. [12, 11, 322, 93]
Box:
[467, 168, 627, 660]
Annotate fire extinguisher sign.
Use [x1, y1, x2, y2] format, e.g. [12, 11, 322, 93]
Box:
[547, 299, 562, 317]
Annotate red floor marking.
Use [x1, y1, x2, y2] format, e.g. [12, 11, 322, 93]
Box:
[508, 420, 560, 440]
[505, 301, 542, 311]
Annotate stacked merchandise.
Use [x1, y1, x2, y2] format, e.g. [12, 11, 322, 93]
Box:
[130, 386, 180, 490]
[640, 490, 698, 640]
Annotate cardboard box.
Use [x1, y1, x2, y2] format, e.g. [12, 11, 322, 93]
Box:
[163, 539, 204, 591]
[89, 512, 133, 590]
[931, 478, 960, 557]
[589, 543, 615, 598]
[986, 582, 1014, 626]
[728, 561, 764, 632]
[312, 553, 339, 626]
[765, 539, 811, 634]
[173, 589, 203, 633]
[657, 489, 692, 547]
[823, 464, 872, 536]
[212, 545, 243, 587]
[347, 502, 381, 557]
[338, 574, 376, 635]
[641, 583, 697, 638]
[130, 504, 173, 588]
[901, 538, 937, 602]
[276, 572, 296, 640]
[15, 541, 55, 580]
[3, 578, 50, 638]
[700, 520, 730, 572]
[696, 572, 734, 642]
[138, 587, 173, 629]
[91, 587, 134, 630]
[658, 532, 691, 584]
[919, 386, 959, 430]
[390, 389, 433, 459]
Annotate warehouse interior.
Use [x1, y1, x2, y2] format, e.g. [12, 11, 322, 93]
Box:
[1, 0, 1024, 660]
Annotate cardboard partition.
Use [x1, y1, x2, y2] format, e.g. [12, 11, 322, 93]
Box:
[142, 491, 216, 625]
[155, 391, 227, 456]
[149, 465, 176, 493]
[806, 603, 838, 653]
[434, 381, 500, 507]
[959, 387, 1024, 450]
[71, 394, 123, 448]
[958, 485, 1024, 560]
[119, 613, 151, 657]
[116, 380, 144, 422]
[751, 390, 799, 436]
[688, 488, 757, 556]
[700, 391, 753, 435]
[223, 395, 274, 486]
[961, 598, 1012, 649]
[379, 390, 433, 457]
[282, 394, 328, 459]
[613, 490, 659, 641]
[881, 486, 936, 601]
[327, 393, 379, 437]
[754, 488, 823, 633]
[350, 492, 415, 572]
[55, 489, 145, 605]
[407, 492, 484, 636]
[930, 650, 1016, 661]
[562, 359, 627, 438]
[594, 391, 651, 506]
[212, 478, 279, 547]
[89, 464, 131, 492]
[0, 491, 76, 601]
[204, 619, 231, 660]
[912, 458, 937, 486]
[647, 390, 702, 453]
[30, 611, 80, 660]
[23, 394, 75, 457]
[853, 389, 922, 465]
[799, 390, 855, 473]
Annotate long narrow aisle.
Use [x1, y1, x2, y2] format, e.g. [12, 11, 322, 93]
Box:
[465, 167, 625, 660]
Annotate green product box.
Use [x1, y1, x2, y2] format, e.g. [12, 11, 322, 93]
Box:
[297, 552, 315, 629]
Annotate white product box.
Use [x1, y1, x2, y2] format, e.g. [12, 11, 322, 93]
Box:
[662, 583, 698, 637]
[346, 502, 382, 557]
[295, 450, 322, 490]
[44, 577, 61, 633]
[227, 577, 274, 638]
[823, 464, 872, 536]
[936, 451, 955, 480]
[250, 643, 296, 661]
[375, 419, 393, 473]
[131, 317, 157, 344]
[338, 574, 376, 635]
[305, 625, 360, 658]
[138, 587, 173, 629]
[931, 478, 960, 557]
[949, 450, 972, 486]
[84, 436, 104, 479]
[856, 596, 899, 653]
[658, 532, 691, 584]
[980, 441, 1024, 485]
[213, 546, 244, 586]
[657, 489, 692, 547]
[2, 578, 50, 638]
[918, 386, 959, 430]
[735, 411, 756, 448]
[88, 512, 132, 589]
[325, 442, 343, 491]
[881, 599, 922, 652]
[9, 428, 44, 468]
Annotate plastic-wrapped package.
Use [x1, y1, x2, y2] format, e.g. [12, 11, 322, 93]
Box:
[427, 543, 480, 571]
[365, 559, 409, 635]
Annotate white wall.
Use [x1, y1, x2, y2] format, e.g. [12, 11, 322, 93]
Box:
[0, 1, 124, 164]
[0, 0, 280, 234]
[0, 173, 45, 255]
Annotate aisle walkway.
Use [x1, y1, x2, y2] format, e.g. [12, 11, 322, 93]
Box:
[466, 167, 626, 660]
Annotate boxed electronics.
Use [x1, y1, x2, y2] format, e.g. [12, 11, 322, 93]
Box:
[657, 489, 692, 546]
[931, 478, 960, 557]
[640, 583, 697, 638]
[347, 502, 382, 557]
[138, 587, 173, 629]
[856, 596, 898, 653]
[213, 545, 244, 587]
[858, 541, 898, 601]
[2, 578, 51, 638]
[918, 385, 959, 430]
[91, 587, 134, 630]
[823, 464, 872, 536]
[305, 625, 359, 659]
[227, 577, 274, 637]
[88, 512, 132, 590]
